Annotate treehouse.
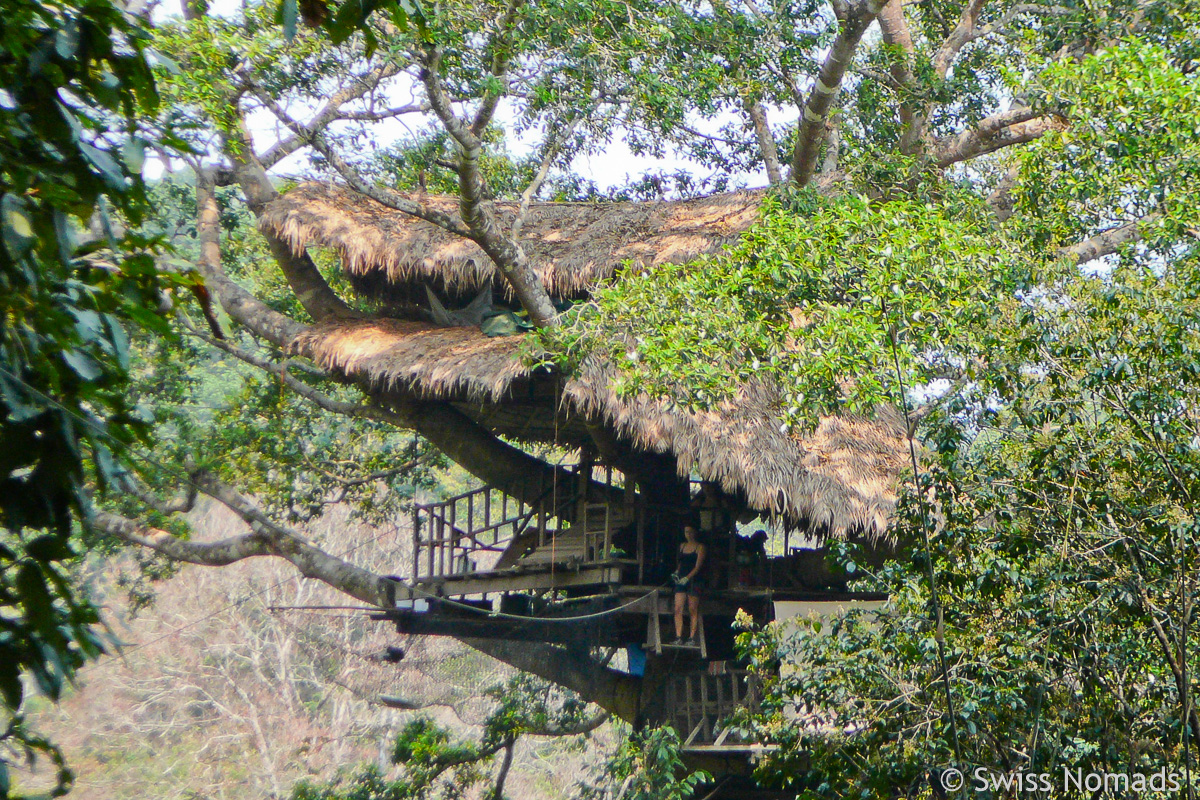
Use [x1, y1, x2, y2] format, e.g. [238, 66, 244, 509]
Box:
[263, 182, 906, 755]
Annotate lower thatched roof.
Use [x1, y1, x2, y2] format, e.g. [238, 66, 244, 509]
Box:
[261, 182, 765, 299]
[293, 320, 528, 400]
[292, 321, 907, 539]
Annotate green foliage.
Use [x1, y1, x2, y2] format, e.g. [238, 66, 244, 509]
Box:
[292, 675, 601, 800]
[1015, 42, 1200, 260]
[0, 0, 170, 792]
[734, 185, 1200, 800]
[543, 187, 1041, 426]
[580, 726, 710, 800]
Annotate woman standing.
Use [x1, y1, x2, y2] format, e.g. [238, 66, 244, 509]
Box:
[673, 524, 707, 646]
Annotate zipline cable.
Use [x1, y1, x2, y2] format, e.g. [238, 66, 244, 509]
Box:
[881, 298, 964, 768]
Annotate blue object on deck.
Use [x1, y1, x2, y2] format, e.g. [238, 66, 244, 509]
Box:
[627, 644, 646, 676]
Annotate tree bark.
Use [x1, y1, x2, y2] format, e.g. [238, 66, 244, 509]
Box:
[462, 639, 643, 722]
[418, 47, 559, 327]
[222, 123, 363, 322]
[195, 171, 309, 345]
[877, 0, 922, 154]
[744, 99, 784, 186]
[932, 110, 1061, 167]
[791, 0, 882, 186]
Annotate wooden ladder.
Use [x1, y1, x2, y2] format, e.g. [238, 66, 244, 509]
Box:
[645, 593, 707, 658]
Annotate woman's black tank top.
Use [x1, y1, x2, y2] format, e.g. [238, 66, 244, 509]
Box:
[678, 548, 700, 574]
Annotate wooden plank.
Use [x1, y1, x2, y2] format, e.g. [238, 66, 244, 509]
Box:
[447, 502, 456, 577]
[412, 506, 420, 580]
[408, 566, 622, 596]
[427, 516, 436, 577]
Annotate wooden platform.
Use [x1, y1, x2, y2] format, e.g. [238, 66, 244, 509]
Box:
[401, 562, 625, 598]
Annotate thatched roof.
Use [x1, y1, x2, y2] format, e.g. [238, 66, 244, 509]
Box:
[293, 319, 529, 401]
[565, 361, 906, 538]
[261, 182, 764, 298]
[292, 320, 907, 539]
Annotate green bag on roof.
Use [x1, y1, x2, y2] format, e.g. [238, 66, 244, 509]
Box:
[480, 309, 533, 337]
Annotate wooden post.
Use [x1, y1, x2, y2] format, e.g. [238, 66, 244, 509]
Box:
[484, 490, 492, 544]
[636, 485, 646, 584]
[448, 501, 456, 575]
[428, 515, 436, 577]
[412, 505, 421, 582]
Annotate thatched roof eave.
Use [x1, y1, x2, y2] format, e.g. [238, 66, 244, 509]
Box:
[261, 182, 767, 298]
[292, 320, 906, 540]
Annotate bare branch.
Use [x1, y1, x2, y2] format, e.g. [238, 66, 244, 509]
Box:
[964, 3, 1074, 47]
[118, 473, 199, 514]
[418, 47, 559, 326]
[241, 75, 473, 237]
[255, 61, 409, 171]
[791, 0, 883, 187]
[744, 99, 784, 186]
[935, 2, 1073, 78]
[512, 112, 584, 239]
[471, 0, 525, 137]
[92, 510, 272, 566]
[194, 171, 308, 347]
[932, 109, 1063, 167]
[525, 709, 611, 736]
[335, 103, 431, 122]
[1060, 215, 1159, 265]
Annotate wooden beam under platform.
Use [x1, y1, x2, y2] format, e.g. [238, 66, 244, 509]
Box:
[400, 563, 625, 598]
[372, 593, 645, 647]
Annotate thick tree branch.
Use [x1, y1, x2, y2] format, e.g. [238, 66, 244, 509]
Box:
[240, 73, 473, 237]
[95, 512, 638, 719]
[790, 0, 883, 187]
[194, 171, 308, 346]
[932, 0, 988, 79]
[180, 320, 622, 513]
[470, 0, 524, 137]
[254, 61, 410, 171]
[93, 479, 387, 606]
[419, 47, 558, 326]
[932, 108, 1062, 167]
[1060, 215, 1158, 265]
[744, 98, 784, 186]
[91, 511, 272, 566]
[218, 123, 364, 323]
[462, 640, 641, 722]
[877, 0, 922, 154]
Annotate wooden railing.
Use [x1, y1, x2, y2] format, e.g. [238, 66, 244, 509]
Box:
[411, 463, 628, 582]
[667, 668, 762, 748]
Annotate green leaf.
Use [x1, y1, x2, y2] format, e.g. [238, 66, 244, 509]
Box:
[122, 137, 146, 174]
[25, 534, 74, 563]
[54, 18, 81, 59]
[79, 141, 127, 191]
[1, 193, 36, 258]
[0, 648, 22, 709]
[62, 349, 103, 382]
[17, 562, 55, 636]
[327, 0, 384, 45]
